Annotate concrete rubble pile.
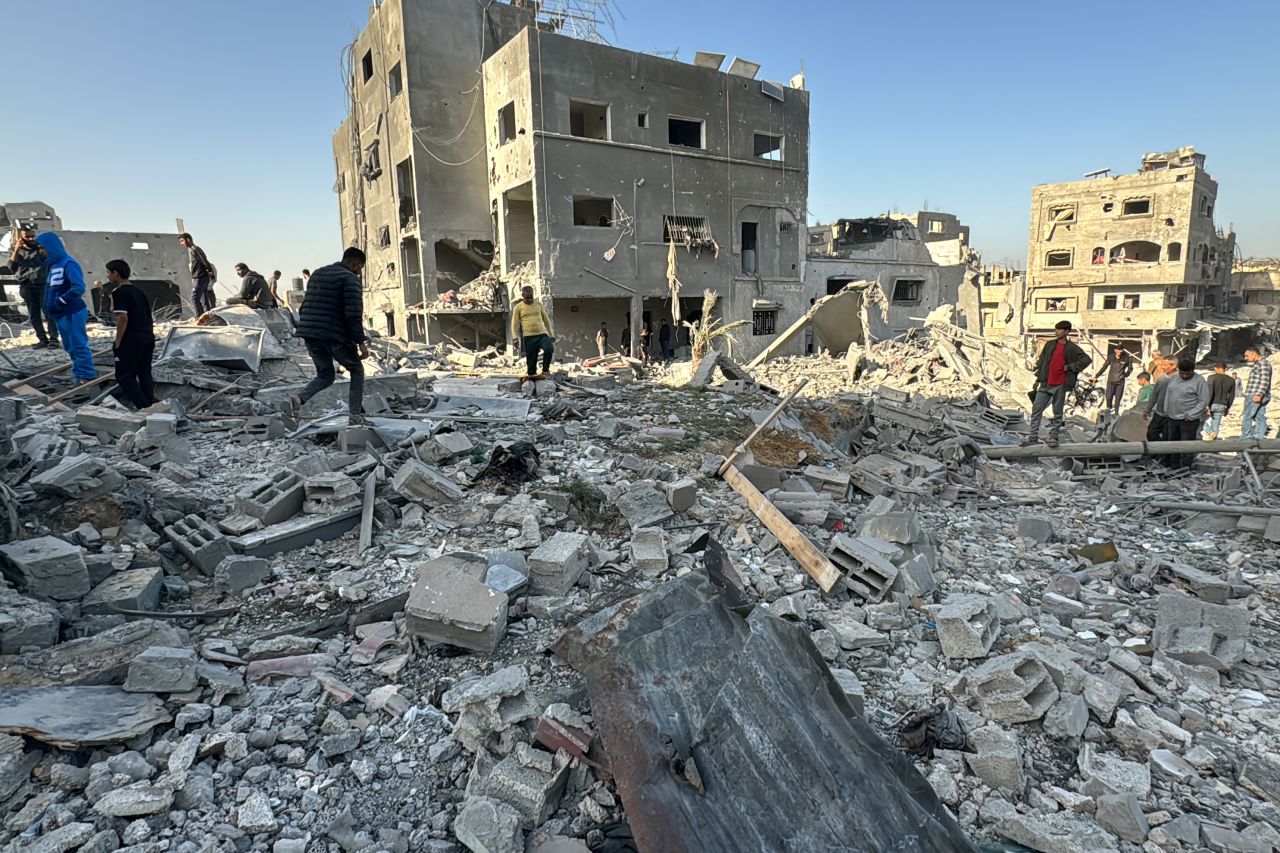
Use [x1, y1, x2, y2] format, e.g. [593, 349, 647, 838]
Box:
[0, 310, 1278, 853]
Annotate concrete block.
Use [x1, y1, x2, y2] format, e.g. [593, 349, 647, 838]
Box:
[81, 566, 164, 614]
[164, 514, 235, 575]
[828, 535, 898, 603]
[665, 478, 697, 513]
[594, 416, 619, 439]
[1016, 515, 1054, 543]
[302, 472, 360, 514]
[968, 651, 1059, 723]
[0, 395, 28, 424]
[29, 453, 125, 500]
[231, 508, 361, 558]
[124, 646, 199, 693]
[629, 528, 668, 576]
[820, 613, 888, 650]
[233, 470, 305, 526]
[802, 464, 850, 497]
[527, 532, 591, 595]
[829, 669, 865, 714]
[1152, 592, 1250, 671]
[965, 726, 1023, 793]
[1042, 692, 1088, 739]
[215, 556, 270, 596]
[859, 511, 922, 545]
[932, 594, 998, 659]
[738, 464, 784, 492]
[893, 553, 937, 597]
[0, 535, 90, 600]
[1095, 794, 1149, 844]
[476, 751, 570, 827]
[418, 430, 473, 464]
[615, 481, 674, 530]
[392, 459, 464, 504]
[75, 405, 146, 438]
[1078, 744, 1151, 798]
[338, 426, 385, 453]
[0, 588, 60, 653]
[454, 796, 523, 853]
[405, 553, 507, 653]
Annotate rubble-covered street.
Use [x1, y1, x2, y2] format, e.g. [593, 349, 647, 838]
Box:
[1, 306, 1278, 853]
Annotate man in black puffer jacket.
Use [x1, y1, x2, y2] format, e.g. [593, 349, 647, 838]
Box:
[291, 247, 368, 419]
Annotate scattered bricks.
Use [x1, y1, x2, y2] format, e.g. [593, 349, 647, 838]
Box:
[75, 405, 146, 438]
[968, 650, 1059, 724]
[1042, 693, 1089, 739]
[1077, 744, 1152, 798]
[614, 481, 674, 530]
[1153, 592, 1251, 672]
[665, 478, 697, 512]
[802, 464, 850, 497]
[932, 594, 999, 659]
[80, 566, 164, 615]
[233, 470, 305, 525]
[124, 646, 199, 693]
[303, 472, 360, 514]
[418, 430, 474, 464]
[405, 553, 508, 654]
[965, 726, 1024, 793]
[215, 556, 270, 597]
[0, 588, 60, 653]
[528, 532, 592, 596]
[391, 459, 464, 504]
[164, 514, 235, 575]
[828, 535, 898, 603]
[829, 669, 865, 714]
[454, 796, 524, 853]
[477, 750, 571, 827]
[1095, 794, 1149, 844]
[0, 535, 90, 600]
[1016, 515, 1054, 544]
[859, 511, 922, 545]
[629, 528, 668, 576]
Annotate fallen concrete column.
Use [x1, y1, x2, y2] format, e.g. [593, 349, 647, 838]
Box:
[982, 438, 1280, 459]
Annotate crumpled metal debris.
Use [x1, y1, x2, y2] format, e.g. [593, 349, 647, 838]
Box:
[473, 441, 540, 488]
[894, 704, 972, 759]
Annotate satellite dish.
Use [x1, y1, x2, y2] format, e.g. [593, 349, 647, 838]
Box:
[789, 72, 806, 90]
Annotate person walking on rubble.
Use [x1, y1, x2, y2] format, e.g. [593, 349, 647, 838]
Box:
[595, 322, 608, 358]
[289, 248, 369, 420]
[105, 259, 156, 409]
[1021, 320, 1091, 448]
[1094, 343, 1133, 415]
[35, 232, 95, 382]
[1203, 362, 1235, 440]
[511, 285, 554, 379]
[9, 225, 58, 348]
[1241, 345, 1272, 439]
[178, 232, 216, 316]
[1161, 358, 1210, 469]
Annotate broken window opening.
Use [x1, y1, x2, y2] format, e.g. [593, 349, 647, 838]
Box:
[395, 158, 416, 229]
[662, 215, 717, 254]
[668, 117, 705, 149]
[741, 222, 758, 275]
[927, 220, 944, 234]
[569, 100, 610, 140]
[498, 102, 516, 146]
[572, 196, 615, 227]
[752, 309, 777, 336]
[388, 62, 403, 99]
[1167, 242, 1182, 262]
[361, 139, 383, 182]
[1197, 243, 1209, 264]
[1121, 198, 1151, 216]
[385, 312, 397, 337]
[361, 51, 374, 84]
[1045, 250, 1073, 269]
[1102, 295, 1118, 310]
[1037, 296, 1076, 313]
[891, 279, 924, 305]
[638, 112, 649, 128]
[1200, 196, 1214, 218]
[1092, 247, 1105, 265]
[1123, 293, 1141, 309]
[1109, 240, 1160, 264]
[377, 225, 391, 248]
[1048, 205, 1076, 224]
[753, 132, 783, 161]
[1102, 202, 1114, 213]
[1166, 286, 1191, 308]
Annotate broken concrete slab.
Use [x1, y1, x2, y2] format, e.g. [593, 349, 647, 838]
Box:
[932, 594, 999, 659]
[528, 532, 592, 595]
[0, 619, 186, 689]
[454, 795, 523, 853]
[1078, 744, 1152, 798]
[124, 646, 199, 693]
[629, 528, 668, 576]
[75, 405, 146, 438]
[968, 651, 1059, 724]
[0, 686, 170, 747]
[982, 797, 1119, 853]
[156, 325, 266, 372]
[303, 471, 361, 514]
[614, 481, 675, 530]
[0, 587, 60, 654]
[230, 508, 361, 558]
[214, 555, 270, 596]
[29, 453, 125, 500]
[405, 553, 508, 654]
[80, 566, 163, 615]
[0, 535, 90, 601]
[442, 665, 537, 756]
[392, 458, 465, 504]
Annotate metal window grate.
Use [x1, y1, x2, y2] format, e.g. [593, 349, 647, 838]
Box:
[663, 215, 713, 244]
[752, 309, 777, 336]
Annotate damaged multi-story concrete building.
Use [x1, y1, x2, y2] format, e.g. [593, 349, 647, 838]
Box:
[1018, 147, 1247, 358]
[1232, 259, 1280, 327]
[333, 0, 810, 361]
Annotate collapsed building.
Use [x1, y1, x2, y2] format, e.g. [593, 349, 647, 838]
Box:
[1014, 147, 1253, 359]
[0, 201, 189, 318]
[1233, 259, 1280, 326]
[333, 0, 810, 361]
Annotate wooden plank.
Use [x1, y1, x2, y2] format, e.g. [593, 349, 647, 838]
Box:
[47, 374, 114, 403]
[721, 464, 842, 593]
[3, 347, 113, 390]
[718, 378, 808, 475]
[982, 438, 1280, 460]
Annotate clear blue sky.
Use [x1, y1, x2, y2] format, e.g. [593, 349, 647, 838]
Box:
[6, 0, 1278, 291]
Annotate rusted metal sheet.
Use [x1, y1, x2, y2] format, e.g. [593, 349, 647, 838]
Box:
[554, 573, 976, 853]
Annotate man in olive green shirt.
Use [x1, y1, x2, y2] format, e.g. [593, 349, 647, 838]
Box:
[511, 285, 555, 379]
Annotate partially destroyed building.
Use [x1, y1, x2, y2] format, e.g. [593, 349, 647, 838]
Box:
[1022, 147, 1243, 357]
[1232, 259, 1280, 325]
[333, 0, 810, 360]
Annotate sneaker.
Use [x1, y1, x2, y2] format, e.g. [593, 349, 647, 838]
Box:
[32, 340, 49, 349]
[1046, 436, 1060, 448]
[1019, 436, 1038, 447]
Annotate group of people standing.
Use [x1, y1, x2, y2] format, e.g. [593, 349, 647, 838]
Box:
[593, 318, 675, 363]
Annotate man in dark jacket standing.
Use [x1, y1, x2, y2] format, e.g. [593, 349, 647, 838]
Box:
[291, 247, 368, 419]
[1093, 343, 1134, 415]
[178, 232, 216, 316]
[1022, 319, 1092, 448]
[9, 227, 57, 348]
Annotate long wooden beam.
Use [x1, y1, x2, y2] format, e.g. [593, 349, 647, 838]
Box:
[982, 438, 1280, 460]
[718, 378, 808, 476]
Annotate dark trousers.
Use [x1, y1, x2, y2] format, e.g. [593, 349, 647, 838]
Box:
[1028, 383, 1067, 438]
[298, 339, 364, 415]
[19, 283, 56, 343]
[1164, 417, 1201, 469]
[192, 275, 214, 316]
[1146, 413, 1168, 442]
[523, 333, 553, 377]
[1105, 379, 1125, 413]
[114, 337, 156, 409]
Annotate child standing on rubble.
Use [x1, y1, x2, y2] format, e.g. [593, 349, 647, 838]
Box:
[34, 232, 95, 383]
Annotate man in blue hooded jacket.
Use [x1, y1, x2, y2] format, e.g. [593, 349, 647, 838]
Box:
[35, 233, 95, 382]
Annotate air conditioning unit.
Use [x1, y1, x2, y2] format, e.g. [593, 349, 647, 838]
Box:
[760, 80, 784, 102]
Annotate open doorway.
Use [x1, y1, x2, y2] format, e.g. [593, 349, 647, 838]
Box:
[503, 182, 536, 272]
[741, 222, 758, 274]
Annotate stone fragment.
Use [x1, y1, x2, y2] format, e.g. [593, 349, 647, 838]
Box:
[1149, 749, 1198, 784]
[965, 726, 1023, 793]
[860, 511, 922, 544]
[19, 822, 95, 853]
[829, 669, 865, 715]
[615, 482, 674, 530]
[1017, 516, 1054, 543]
[629, 528, 668, 576]
[303, 471, 361, 513]
[983, 797, 1119, 853]
[1201, 823, 1271, 853]
[0, 588, 60, 653]
[968, 651, 1059, 723]
[1152, 592, 1251, 672]
[391, 459, 464, 504]
[933, 594, 998, 659]
[454, 796, 523, 853]
[30, 453, 125, 500]
[237, 791, 278, 833]
[1042, 693, 1088, 739]
[664, 478, 697, 513]
[820, 613, 888, 650]
[0, 734, 38, 800]
[123, 646, 199, 693]
[1078, 744, 1151, 798]
[1094, 794, 1149, 844]
[1239, 755, 1280, 805]
[93, 784, 174, 817]
[528, 532, 591, 595]
[76, 405, 145, 438]
[418, 430, 474, 463]
[80, 566, 163, 614]
[405, 553, 507, 654]
[0, 536, 90, 600]
[485, 563, 528, 595]
[442, 666, 535, 755]
[476, 751, 570, 826]
[214, 556, 270, 596]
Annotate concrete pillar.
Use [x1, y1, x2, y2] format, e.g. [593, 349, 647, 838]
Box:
[629, 295, 643, 359]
